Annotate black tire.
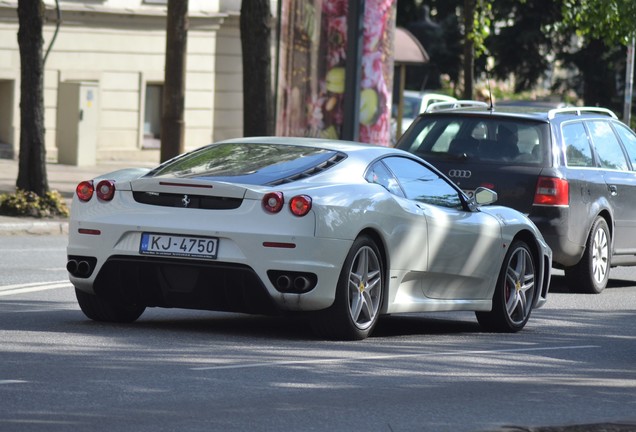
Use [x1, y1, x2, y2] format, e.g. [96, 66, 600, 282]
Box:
[310, 235, 384, 340]
[476, 240, 536, 332]
[75, 288, 145, 323]
[564, 217, 610, 294]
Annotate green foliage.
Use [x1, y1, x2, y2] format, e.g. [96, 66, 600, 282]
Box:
[0, 189, 69, 218]
[562, 0, 636, 45]
[487, 0, 567, 93]
[469, 0, 492, 58]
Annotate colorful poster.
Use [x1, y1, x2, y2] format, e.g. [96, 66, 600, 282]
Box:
[276, 0, 396, 146]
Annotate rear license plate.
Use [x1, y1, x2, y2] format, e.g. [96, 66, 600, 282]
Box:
[463, 189, 475, 198]
[140, 233, 218, 259]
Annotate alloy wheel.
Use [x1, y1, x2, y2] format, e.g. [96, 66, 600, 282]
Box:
[347, 245, 382, 330]
[591, 226, 609, 285]
[504, 246, 535, 326]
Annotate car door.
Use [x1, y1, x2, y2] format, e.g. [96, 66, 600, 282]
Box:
[382, 156, 504, 301]
[588, 120, 636, 255]
[560, 121, 608, 253]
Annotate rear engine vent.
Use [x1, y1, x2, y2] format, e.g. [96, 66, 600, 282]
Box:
[267, 152, 347, 186]
[133, 192, 242, 209]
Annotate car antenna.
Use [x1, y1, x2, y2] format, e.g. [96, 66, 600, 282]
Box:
[486, 70, 494, 111]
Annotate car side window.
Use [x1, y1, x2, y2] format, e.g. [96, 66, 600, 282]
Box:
[588, 120, 629, 171]
[613, 122, 636, 170]
[365, 160, 404, 197]
[382, 156, 463, 209]
[562, 122, 594, 167]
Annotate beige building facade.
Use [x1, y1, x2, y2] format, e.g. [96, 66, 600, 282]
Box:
[0, 0, 246, 164]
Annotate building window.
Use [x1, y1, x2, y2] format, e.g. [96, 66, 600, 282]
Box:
[144, 84, 163, 149]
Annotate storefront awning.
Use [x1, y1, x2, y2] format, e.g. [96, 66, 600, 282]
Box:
[394, 27, 429, 65]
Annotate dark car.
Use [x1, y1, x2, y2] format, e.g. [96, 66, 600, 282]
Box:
[397, 104, 636, 294]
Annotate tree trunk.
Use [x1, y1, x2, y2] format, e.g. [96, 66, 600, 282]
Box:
[240, 0, 273, 137]
[16, 0, 49, 196]
[161, 0, 188, 163]
[462, 0, 475, 100]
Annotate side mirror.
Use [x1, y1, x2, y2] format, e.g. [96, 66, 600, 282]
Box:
[473, 187, 498, 206]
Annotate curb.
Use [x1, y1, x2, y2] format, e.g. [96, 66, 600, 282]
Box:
[0, 220, 69, 236]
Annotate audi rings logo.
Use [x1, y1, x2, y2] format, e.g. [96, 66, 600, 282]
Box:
[448, 169, 472, 179]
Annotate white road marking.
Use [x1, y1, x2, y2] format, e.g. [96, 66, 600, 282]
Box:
[0, 380, 28, 385]
[0, 280, 72, 297]
[190, 345, 600, 371]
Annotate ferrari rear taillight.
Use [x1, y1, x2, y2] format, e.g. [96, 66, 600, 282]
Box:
[263, 192, 284, 213]
[290, 195, 312, 216]
[262, 192, 312, 216]
[533, 176, 569, 206]
[95, 180, 116, 201]
[76, 181, 94, 202]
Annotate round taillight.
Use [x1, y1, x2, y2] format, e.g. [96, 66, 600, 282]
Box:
[76, 181, 94, 202]
[263, 192, 284, 213]
[95, 180, 116, 201]
[289, 195, 312, 217]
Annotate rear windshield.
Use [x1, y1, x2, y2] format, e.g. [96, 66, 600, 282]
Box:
[146, 143, 344, 185]
[397, 115, 550, 165]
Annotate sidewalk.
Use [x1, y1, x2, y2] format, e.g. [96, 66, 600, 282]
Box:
[0, 157, 158, 235]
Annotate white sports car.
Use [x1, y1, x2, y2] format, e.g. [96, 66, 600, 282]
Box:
[67, 137, 551, 340]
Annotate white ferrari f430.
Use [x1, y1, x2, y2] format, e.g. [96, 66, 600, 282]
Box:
[67, 137, 551, 340]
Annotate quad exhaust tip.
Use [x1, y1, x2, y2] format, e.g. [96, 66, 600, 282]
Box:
[269, 271, 317, 294]
[66, 257, 96, 278]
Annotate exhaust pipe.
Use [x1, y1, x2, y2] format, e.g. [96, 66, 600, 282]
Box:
[66, 259, 79, 275]
[276, 275, 292, 291]
[77, 261, 91, 277]
[67, 259, 93, 277]
[293, 276, 311, 292]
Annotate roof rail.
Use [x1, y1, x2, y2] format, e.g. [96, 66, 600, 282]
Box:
[547, 107, 617, 119]
[425, 100, 489, 113]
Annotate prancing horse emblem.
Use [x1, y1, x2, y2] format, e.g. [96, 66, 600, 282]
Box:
[182, 194, 190, 207]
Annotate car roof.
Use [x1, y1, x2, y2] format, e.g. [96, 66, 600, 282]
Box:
[403, 90, 455, 98]
[213, 136, 413, 159]
[418, 104, 618, 123]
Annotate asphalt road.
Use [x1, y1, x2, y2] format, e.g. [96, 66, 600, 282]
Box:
[1, 235, 635, 432]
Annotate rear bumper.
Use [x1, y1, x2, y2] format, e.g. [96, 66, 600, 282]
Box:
[530, 206, 585, 267]
[67, 218, 352, 313]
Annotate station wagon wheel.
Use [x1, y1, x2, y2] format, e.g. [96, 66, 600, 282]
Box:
[476, 240, 536, 332]
[75, 288, 145, 323]
[564, 217, 610, 294]
[310, 235, 384, 340]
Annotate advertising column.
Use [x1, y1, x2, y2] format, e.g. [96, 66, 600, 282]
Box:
[276, 0, 396, 146]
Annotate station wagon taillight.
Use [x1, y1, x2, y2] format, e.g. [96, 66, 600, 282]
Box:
[533, 176, 569, 206]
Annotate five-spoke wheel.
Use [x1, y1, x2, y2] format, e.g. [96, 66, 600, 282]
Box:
[476, 240, 536, 332]
[310, 235, 384, 340]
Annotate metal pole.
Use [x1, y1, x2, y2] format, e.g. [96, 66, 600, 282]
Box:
[342, 0, 365, 141]
[624, 37, 634, 127]
[396, 64, 406, 139]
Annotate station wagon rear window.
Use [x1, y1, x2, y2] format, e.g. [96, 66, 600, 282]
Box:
[400, 116, 550, 165]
